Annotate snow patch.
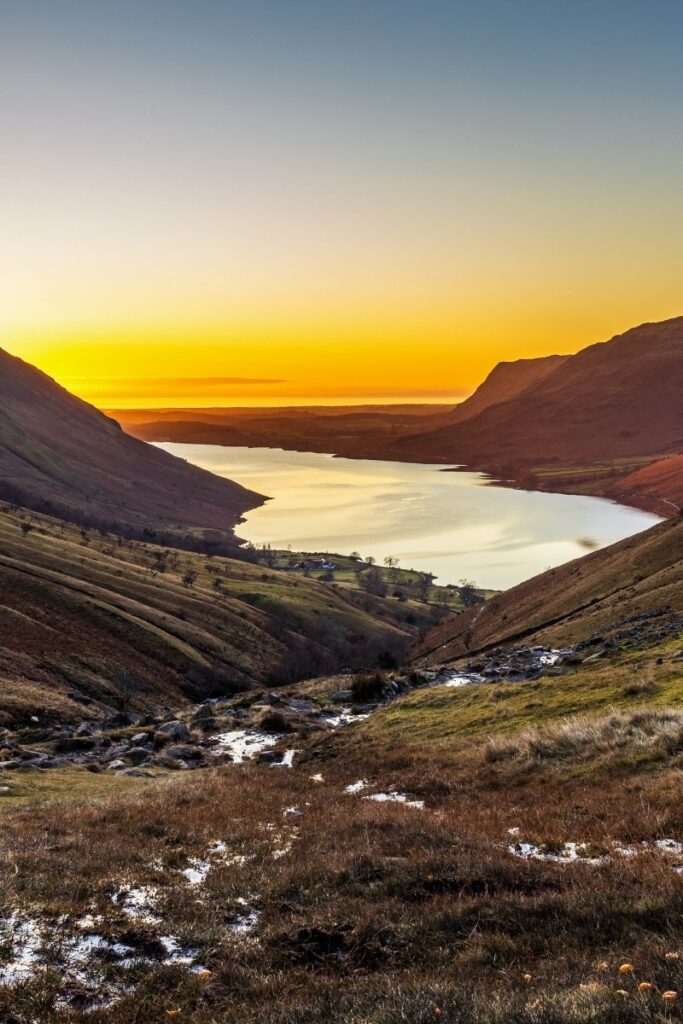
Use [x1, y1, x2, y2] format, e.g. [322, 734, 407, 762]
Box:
[364, 792, 425, 810]
[213, 730, 277, 763]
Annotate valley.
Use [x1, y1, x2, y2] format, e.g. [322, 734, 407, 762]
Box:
[0, 329, 682, 1022]
[114, 317, 683, 519]
[1, 572, 682, 1022]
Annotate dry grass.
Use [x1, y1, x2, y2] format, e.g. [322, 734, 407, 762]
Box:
[2, 714, 683, 1022]
[484, 708, 683, 766]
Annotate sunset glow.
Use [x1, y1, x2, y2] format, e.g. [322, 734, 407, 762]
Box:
[2, 1, 682, 406]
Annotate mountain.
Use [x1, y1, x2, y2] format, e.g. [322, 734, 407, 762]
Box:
[0, 348, 263, 548]
[392, 317, 683, 467]
[445, 354, 568, 424]
[413, 513, 683, 664]
[607, 454, 683, 515]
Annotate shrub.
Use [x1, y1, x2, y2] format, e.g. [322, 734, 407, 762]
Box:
[351, 670, 386, 703]
[259, 710, 293, 734]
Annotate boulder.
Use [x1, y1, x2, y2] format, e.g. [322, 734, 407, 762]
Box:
[106, 759, 127, 771]
[164, 744, 204, 761]
[126, 746, 151, 765]
[330, 690, 353, 704]
[156, 720, 191, 742]
[256, 751, 279, 764]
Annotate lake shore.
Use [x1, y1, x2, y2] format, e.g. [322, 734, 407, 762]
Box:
[113, 406, 682, 521]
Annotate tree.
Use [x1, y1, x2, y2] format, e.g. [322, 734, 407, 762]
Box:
[458, 578, 483, 609]
[383, 555, 400, 582]
[360, 566, 387, 597]
[349, 551, 361, 561]
[149, 550, 168, 578]
[20, 521, 33, 537]
[182, 569, 198, 589]
[365, 555, 376, 566]
[416, 572, 435, 602]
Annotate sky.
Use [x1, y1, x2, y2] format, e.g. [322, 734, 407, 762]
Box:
[2, 0, 682, 407]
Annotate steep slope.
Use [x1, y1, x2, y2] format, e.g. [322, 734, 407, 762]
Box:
[413, 514, 683, 663]
[0, 348, 263, 548]
[608, 454, 683, 516]
[445, 354, 567, 424]
[394, 317, 683, 467]
[0, 504, 430, 726]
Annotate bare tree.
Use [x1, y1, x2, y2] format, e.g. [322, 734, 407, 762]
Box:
[458, 578, 483, 609]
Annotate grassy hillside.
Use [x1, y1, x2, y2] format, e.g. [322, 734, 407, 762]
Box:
[444, 353, 568, 424]
[2, 618, 683, 1022]
[0, 503, 458, 726]
[413, 515, 683, 664]
[393, 317, 683, 470]
[608, 454, 683, 516]
[0, 347, 263, 549]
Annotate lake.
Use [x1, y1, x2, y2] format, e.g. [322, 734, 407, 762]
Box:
[158, 443, 663, 590]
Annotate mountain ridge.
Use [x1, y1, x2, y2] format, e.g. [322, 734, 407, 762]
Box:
[0, 346, 264, 550]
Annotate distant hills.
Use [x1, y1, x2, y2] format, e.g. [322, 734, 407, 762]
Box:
[444, 353, 567, 425]
[395, 317, 683, 468]
[0, 347, 263, 550]
[114, 317, 683, 516]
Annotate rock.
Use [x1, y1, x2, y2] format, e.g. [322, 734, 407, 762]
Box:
[130, 732, 150, 745]
[213, 751, 234, 764]
[68, 690, 93, 705]
[256, 751, 278, 764]
[159, 757, 188, 771]
[75, 722, 94, 737]
[673, 650, 683, 661]
[120, 769, 152, 778]
[106, 759, 127, 771]
[265, 693, 281, 705]
[330, 690, 353, 704]
[287, 699, 316, 713]
[164, 744, 204, 761]
[156, 720, 191, 742]
[0, 760, 21, 770]
[103, 711, 138, 729]
[125, 746, 151, 765]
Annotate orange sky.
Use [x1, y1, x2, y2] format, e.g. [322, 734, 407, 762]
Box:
[2, 3, 682, 408]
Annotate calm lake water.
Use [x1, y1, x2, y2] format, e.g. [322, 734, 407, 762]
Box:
[159, 443, 662, 590]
